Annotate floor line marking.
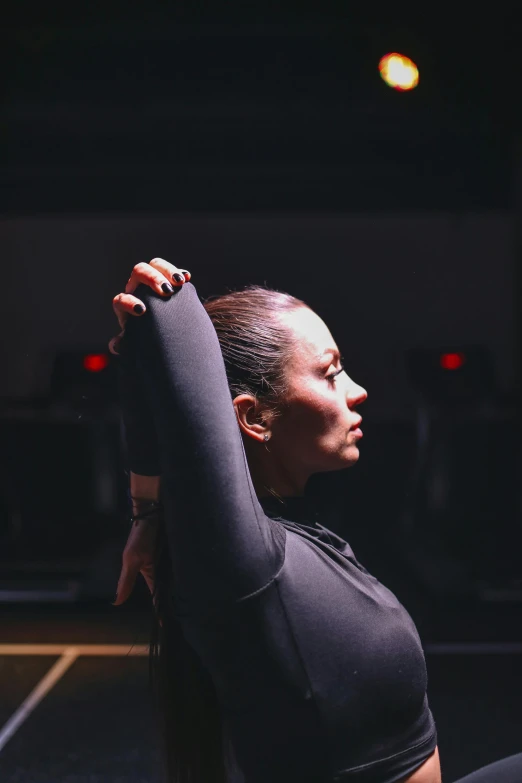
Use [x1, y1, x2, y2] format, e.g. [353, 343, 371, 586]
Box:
[0, 647, 80, 754]
[0, 643, 521, 658]
[0, 644, 148, 656]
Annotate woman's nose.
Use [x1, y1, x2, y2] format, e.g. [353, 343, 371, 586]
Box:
[347, 382, 368, 408]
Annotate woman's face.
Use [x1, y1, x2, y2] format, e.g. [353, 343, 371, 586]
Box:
[271, 307, 367, 476]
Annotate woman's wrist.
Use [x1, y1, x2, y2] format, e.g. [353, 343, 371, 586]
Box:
[130, 472, 160, 500]
[130, 497, 162, 525]
[129, 472, 162, 522]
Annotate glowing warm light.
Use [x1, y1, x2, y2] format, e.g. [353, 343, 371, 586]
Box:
[83, 353, 110, 373]
[379, 52, 419, 91]
[440, 352, 466, 371]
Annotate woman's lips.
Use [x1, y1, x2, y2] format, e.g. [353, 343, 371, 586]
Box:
[350, 417, 363, 438]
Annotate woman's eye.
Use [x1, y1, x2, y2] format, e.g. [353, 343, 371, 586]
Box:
[326, 364, 345, 382]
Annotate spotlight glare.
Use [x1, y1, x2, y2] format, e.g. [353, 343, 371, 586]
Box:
[379, 52, 419, 91]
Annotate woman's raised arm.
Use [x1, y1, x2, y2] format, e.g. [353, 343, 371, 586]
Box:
[119, 273, 284, 612]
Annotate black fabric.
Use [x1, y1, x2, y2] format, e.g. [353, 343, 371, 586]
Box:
[452, 753, 522, 783]
[120, 283, 438, 783]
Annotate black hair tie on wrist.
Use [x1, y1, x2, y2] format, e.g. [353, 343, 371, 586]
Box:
[129, 498, 162, 525]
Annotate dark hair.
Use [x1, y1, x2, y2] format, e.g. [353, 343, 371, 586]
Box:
[149, 285, 309, 783]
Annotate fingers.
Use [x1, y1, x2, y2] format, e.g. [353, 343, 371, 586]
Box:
[112, 563, 156, 612]
[108, 331, 124, 356]
[125, 259, 191, 296]
[111, 259, 192, 356]
[149, 258, 192, 287]
[125, 261, 174, 296]
[112, 562, 139, 606]
[112, 292, 147, 328]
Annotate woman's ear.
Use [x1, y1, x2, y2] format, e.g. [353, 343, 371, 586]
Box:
[233, 394, 271, 443]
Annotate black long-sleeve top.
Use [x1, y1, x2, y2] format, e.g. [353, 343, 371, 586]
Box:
[119, 283, 437, 783]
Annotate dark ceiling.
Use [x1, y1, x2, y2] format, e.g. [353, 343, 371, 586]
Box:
[2, 6, 517, 212]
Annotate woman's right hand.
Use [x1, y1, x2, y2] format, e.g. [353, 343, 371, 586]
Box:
[109, 257, 192, 355]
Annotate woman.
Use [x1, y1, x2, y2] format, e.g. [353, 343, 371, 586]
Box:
[111, 258, 521, 783]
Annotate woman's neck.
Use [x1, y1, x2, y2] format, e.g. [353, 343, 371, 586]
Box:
[243, 434, 309, 499]
[251, 462, 307, 499]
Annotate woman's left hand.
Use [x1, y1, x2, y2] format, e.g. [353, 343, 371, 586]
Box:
[113, 515, 158, 606]
[109, 257, 191, 355]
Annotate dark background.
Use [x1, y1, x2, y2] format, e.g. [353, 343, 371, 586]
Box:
[1, 5, 518, 214]
[1, 5, 521, 782]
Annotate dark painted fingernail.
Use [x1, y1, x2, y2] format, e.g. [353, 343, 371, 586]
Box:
[133, 304, 145, 314]
[173, 273, 184, 283]
[161, 282, 174, 294]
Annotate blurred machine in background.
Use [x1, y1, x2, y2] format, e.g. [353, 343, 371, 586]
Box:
[399, 344, 522, 601]
[0, 350, 128, 602]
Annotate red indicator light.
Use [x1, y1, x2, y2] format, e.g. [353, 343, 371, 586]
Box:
[440, 352, 465, 371]
[83, 354, 110, 373]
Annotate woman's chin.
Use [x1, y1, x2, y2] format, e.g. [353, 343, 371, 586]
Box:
[343, 445, 360, 465]
[325, 448, 359, 472]
[315, 445, 360, 473]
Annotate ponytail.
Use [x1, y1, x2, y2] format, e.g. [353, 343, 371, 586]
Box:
[149, 521, 227, 783]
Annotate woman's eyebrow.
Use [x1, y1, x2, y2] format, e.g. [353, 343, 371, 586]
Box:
[317, 348, 340, 361]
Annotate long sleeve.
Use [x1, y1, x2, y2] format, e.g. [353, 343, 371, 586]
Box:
[118, 347, 161, 476]
[119, 282, 284, 610]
